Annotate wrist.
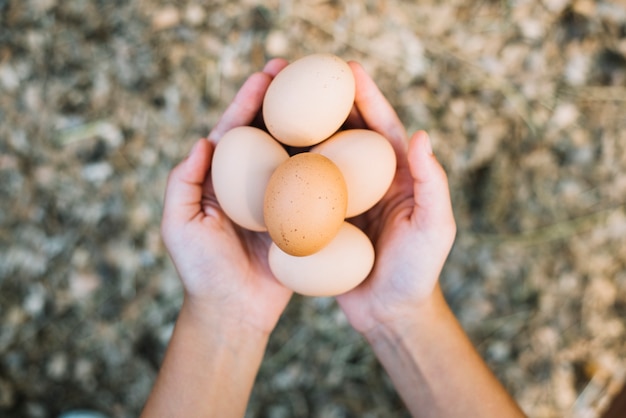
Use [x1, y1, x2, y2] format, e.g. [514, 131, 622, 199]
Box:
[144, 292, 271, 417]
[362, 285, 451, 342]
[179, 296, 273, 343]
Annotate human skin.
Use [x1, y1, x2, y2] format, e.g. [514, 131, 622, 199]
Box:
[141, 59, 292, 418]
[141, 58, 526, 417]
[337, 61, 526, 417]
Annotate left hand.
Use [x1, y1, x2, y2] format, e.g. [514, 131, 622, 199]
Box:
[160, 59, 293, 335]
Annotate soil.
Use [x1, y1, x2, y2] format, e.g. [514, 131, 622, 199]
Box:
[1, 0, 625, 417]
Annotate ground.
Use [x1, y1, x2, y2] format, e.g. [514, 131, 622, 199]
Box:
[1, 0, 626, 417]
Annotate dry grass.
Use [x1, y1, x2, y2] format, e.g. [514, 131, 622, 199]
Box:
[1, 0, 625, 417]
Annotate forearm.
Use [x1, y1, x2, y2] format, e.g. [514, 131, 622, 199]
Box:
[141, 299, 270, 418]
[365, 287, 525, 418]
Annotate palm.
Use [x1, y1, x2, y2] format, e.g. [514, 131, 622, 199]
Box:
[340, 183, 447, 331]
[339, 165, 429, 330]
[337, 62, 455, 333]
[161, 58, 293, 333]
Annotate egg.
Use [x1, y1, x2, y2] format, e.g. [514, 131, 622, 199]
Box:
[312, 129, 397, 217]
[269, 222, 374, 296]
[263, 54, 355, 147]
[264, 152, 347, 256]
[211, 126, 289, 231]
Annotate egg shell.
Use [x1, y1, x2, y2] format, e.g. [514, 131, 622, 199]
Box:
[263, 54, 355, 147]
[312, 129, 397, 217]
[211, 126, 289, 231]
[269, 222, 374, 296]
[264, 152, 347, 256]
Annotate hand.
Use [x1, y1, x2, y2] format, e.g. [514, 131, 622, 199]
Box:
[337, 62, 457, 334]
[161, 59, 293, 334]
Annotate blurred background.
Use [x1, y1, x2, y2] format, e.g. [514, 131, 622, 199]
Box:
[1, 0, 625, 417]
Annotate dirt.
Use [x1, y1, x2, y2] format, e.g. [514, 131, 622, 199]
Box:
[1, 0, 625, 417]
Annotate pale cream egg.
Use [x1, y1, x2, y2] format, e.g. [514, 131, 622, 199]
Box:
[312, 129, 397, 217]
[268, 222, 374, 297]
[211, 126, 289, 231]
[262, 53, 355, 147]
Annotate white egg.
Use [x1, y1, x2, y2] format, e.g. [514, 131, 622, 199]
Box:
[312, 129, 396, 217]
[263, 54, 355, 147]
[268, 222, 374, 296]
[211, 126, 289, 231]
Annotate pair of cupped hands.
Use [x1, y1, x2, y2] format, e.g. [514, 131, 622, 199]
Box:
[161, 58, 456, 337]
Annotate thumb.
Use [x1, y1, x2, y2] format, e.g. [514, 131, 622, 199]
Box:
[163, 139, 213, 224]
[408, 131, 456, 235]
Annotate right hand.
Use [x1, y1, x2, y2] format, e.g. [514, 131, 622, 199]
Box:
[336, 62, 457, 334]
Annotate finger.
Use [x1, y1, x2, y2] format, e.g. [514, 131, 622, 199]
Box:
[262, 58, 289, 77]
[163, 139, 214, 225]
[249, 58, 290, 129]
[348, 61, 408, 161]
[408, 131, 456, 235]
[208, 72, 274, 143]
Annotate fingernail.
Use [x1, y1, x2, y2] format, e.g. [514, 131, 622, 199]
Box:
[423, 131, 433, 155]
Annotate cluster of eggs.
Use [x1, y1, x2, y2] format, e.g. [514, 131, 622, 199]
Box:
[211, 54, 396, 296]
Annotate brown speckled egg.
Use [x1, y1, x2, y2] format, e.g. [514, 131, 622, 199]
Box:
[264, 153, 348, 256]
